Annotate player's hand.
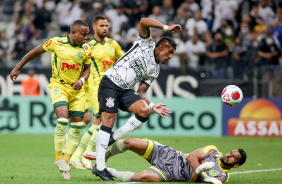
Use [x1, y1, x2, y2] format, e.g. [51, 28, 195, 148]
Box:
[196, 162, 215, 174]
[72, 79, 83, 90]
[204, 177, 222, 184]
[152, 103, 171, 119]
[10, 67, 20, 81]
[167, 24, 182, 33]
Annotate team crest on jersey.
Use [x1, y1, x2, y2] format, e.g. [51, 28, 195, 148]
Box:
[149, 68, 155, 75]
[106, 97, 115, 108]
[108, 46, 114, 53]
[83, 45, 88, 50]
[54, 87, 61, 95]
[76, 51, 83, 60]
[57, 39, 64, 43]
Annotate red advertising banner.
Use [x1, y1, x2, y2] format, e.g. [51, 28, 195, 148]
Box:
[223, 98, 282, 137]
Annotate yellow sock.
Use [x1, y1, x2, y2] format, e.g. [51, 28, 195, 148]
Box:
[85, 124, 101, 153]
[73, 124, 98, 158]
[54, 118, 68, 161]
[65, 122, 84, 164]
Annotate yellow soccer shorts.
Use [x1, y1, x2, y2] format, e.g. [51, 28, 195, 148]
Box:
[49, 81, 85, 118]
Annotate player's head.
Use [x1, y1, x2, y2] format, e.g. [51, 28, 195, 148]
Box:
[70, 20, 89, 46]
[155, 37, 176, 64]
[93, 15, 109, 39]
[221, 148, 247, 168]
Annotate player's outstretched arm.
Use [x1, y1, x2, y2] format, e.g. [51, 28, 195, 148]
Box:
[72, 63, 91, 90]
[139, 18, 182, 39]
[10, 45, 46, 81]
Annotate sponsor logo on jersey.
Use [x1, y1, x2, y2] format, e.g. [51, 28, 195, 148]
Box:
[102, 58, 114, 69]
[209, 150, 214, 154]
[57, 39, 64, 43]
[61, 62, 80, 71]
[106, 97, 115, 108]
[76, 51, 83, 60]
[45, 40, 52, 47]
[208, 169, 220, 177]
[108, 40, 113, 43]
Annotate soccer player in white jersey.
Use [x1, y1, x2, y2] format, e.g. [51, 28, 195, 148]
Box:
[92, 17, 182, 180]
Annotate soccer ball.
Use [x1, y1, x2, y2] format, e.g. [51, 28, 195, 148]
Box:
[221, 85, 243, 107]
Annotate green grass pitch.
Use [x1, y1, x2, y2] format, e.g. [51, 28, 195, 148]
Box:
[0, 135, 282, 184]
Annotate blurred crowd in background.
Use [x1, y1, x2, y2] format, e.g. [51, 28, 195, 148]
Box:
[1, 0, 282, 86]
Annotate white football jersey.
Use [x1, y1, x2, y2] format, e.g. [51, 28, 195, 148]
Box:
[105, 35, 160, 89]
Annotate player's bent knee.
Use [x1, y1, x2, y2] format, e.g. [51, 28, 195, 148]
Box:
[137, 172, 159, 182]
[123, 138, 134, 149]
[138, 106, 151, 118]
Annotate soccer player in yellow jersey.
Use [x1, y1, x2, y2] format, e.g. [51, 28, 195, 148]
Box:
[70, 15, 124, 169]
[10, 20, 92, 180]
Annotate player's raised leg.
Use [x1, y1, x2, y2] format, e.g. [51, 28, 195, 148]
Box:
[109, 99, 150, 145]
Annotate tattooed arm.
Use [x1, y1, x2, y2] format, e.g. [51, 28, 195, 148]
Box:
[137, 82, 170, 118]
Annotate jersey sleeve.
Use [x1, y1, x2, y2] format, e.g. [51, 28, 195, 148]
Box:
[113, 41, 124, 60]
[83, 43, 92, 65]
[42, 37, 57, 52]
[138, 35, 154, 46]
[201, 145, 218, 156]
[141, 77, 155, 86]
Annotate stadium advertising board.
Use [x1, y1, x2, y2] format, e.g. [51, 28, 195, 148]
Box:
[0, 97, 222, 136]
[0, 68, 200, 97]
[222, 98, 282, 137]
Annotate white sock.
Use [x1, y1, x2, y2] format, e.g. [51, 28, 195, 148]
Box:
[108, 168, 134, 182]
[95, 129, 110, 170]
[113, 115, 143, 141]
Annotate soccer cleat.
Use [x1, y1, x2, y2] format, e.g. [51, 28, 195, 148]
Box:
[92, 164, 114, 181]
[83, 152, 96, 160]
[62, 171, 70, 180]
[81, 155, 91, 169]
[70, 156, 85, 170]
[54, 158, 70, 172]
[90, 164, 96, 170]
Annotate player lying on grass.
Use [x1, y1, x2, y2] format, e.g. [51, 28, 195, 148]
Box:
[84, 138, 247, 183]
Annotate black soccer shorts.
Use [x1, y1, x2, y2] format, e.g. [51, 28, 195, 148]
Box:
[98, 76, 143, 113]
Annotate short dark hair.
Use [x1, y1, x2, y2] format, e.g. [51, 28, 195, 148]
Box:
[93, 15, 108, 24]
[155, 37, 177, 50]
[237, 149, 247, 166]
[71, 19, 89, 28]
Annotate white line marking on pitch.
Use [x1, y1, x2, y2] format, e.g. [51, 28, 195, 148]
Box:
[230, 168, 282, 175]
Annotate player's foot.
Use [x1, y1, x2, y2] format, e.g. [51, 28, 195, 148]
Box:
[90, 164, 96, 170]
[83, 152, 96, 160]
[92, 165, 114, 181]
[62, 171, 70, 180]
[81, 155, 91, 169]
[70, 156, 85, 170]
[54, 158, 70, 172]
